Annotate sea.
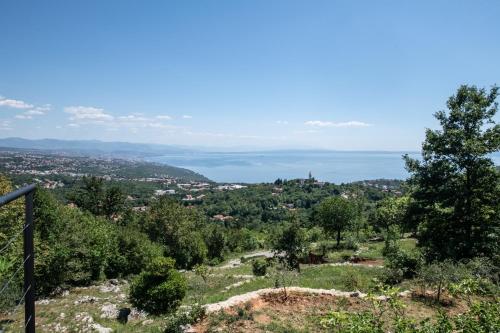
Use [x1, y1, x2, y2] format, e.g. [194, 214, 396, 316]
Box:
[148, 151, 500, 184]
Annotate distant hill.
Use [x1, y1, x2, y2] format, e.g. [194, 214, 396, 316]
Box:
[0, 137, 196, 158]
[0, 147, 211, 183]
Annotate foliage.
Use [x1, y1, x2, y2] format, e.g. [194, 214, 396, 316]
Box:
[143, 197, 207, 269]
[321, 284, 500, 332]
[193, 264, 212, 283]
[0, 175, 24, 311]
[405, 85, 500, 261]
[70, 176, 126, 218]
[375, 196, 410, 233]
[33, 189, 117, 293]
[105, 226, 163, 278]
[416, 260, 457, 303]
[316, 196, 358, 246]
[272, 215, 307, 271]
[203, 224, 226, 261]
[226, 227, 262, 252]
[129, 257, 187, 315]
[417, 258, 498, 303]
[164, 303, 206, 333]
[271, 262, 299, 301]
[383, 245, 423, 284]
[252, 258, 268, 276]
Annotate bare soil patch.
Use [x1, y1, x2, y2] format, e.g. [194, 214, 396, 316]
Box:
[193, 291, 461, 332]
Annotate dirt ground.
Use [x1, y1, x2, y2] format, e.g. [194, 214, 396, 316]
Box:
[192, 291, 466, 333]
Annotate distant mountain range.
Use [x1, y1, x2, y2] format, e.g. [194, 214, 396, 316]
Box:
[0, 137, 197, 158]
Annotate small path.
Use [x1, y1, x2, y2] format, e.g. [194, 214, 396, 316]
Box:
[203, 287, 410, 313]
[217, 251, 275, 269]
[326, 261, 384, 268]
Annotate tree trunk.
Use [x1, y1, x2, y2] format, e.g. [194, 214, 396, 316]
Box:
[336, 229, 341, 247]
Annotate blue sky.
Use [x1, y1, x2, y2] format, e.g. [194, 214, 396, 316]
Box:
[1, 1, 499, 150]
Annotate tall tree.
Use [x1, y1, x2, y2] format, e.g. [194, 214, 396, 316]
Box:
[72, 176, 104, 216]
[405, 85, 500, 261]
[103, 186, 125, 219]
[316, 196, 357, 246]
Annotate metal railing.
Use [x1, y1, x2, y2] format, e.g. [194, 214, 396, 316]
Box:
[0, 184, 36, 333]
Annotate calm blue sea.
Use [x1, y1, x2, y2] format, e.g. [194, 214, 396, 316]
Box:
[148, 151, 500, 184]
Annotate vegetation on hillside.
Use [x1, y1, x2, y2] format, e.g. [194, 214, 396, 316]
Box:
[0, 85, 498, 332]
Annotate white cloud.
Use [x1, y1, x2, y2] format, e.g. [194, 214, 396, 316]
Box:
[276, 120, 289, 125]
[15, 114, 33, 120]
[156, 115, 172, 120]
[0, 96, 34, 109]
[64, 106, 114, 122]
[0, 120, 12, 130]
[68, 123, 80, 128]
[305, 120, 372, 127]
[182, 115, 193, 119]
[14, 106, 49, 120]
[25, 109, 45, 116]
[118, 115, 148, 122]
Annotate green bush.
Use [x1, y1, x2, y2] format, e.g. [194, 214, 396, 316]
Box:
[33, 191, 116, 293]
[383, 242, 422, 284]
[129, 257, 187, 315]
[164, 304, 206, 333]
[143, 197, 207, 269]
[252, 258, 268, 276]
[344, 234, 360, 251]
[105, 226, 163, 278]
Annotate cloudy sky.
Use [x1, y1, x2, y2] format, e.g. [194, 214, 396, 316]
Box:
[1, 1, 499, 150]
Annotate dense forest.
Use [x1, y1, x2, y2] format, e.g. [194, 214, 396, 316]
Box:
[0, 85, 499, 332]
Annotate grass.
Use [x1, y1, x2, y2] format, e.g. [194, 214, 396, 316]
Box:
[184, 261, 383, 305]
[1, 240, 414, 332]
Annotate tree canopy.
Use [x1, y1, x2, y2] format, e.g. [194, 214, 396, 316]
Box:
[315, 196, 358, 246]
[405, 85, 500, 261]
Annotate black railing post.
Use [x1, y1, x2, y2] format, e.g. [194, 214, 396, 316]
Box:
[0, 184, 37, 332]
[24, 190, 35, 333]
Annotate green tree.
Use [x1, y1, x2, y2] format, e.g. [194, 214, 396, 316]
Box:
[143, 197, 207, 269]
[33, 190, 116, 293]
[105, 226, 163, 278]
[375, 196, 410, 234]
[71, 176, 105, 216]
[103, 186, 125, 219]
[272, 214, 306, 271]
[316, 196, 358, 246]
[405, 85, 500, 261]
[0, 175, 24, 311]
[129, 257, 186, 315]
[204, 224, 226, 261]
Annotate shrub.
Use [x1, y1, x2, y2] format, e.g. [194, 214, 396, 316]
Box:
[204, 224, 226, 261]
[193, 264, 211, 283]
[416, 260, 457, 303]
[164, 304, 206, 333]
[252, 258, 268, 276]
[129, 257, 187, 315]
[321, 310, 384, 332]
[105, 226, 163, 278]
[383, 242, 422, 284]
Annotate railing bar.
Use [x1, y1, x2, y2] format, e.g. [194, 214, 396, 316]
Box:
[24, 314, 32, 328]
[0, 224, 29, 255]
[0, 254, 31, 296]
[0, 184, 36, 206]
[10, 284, 31, 315]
